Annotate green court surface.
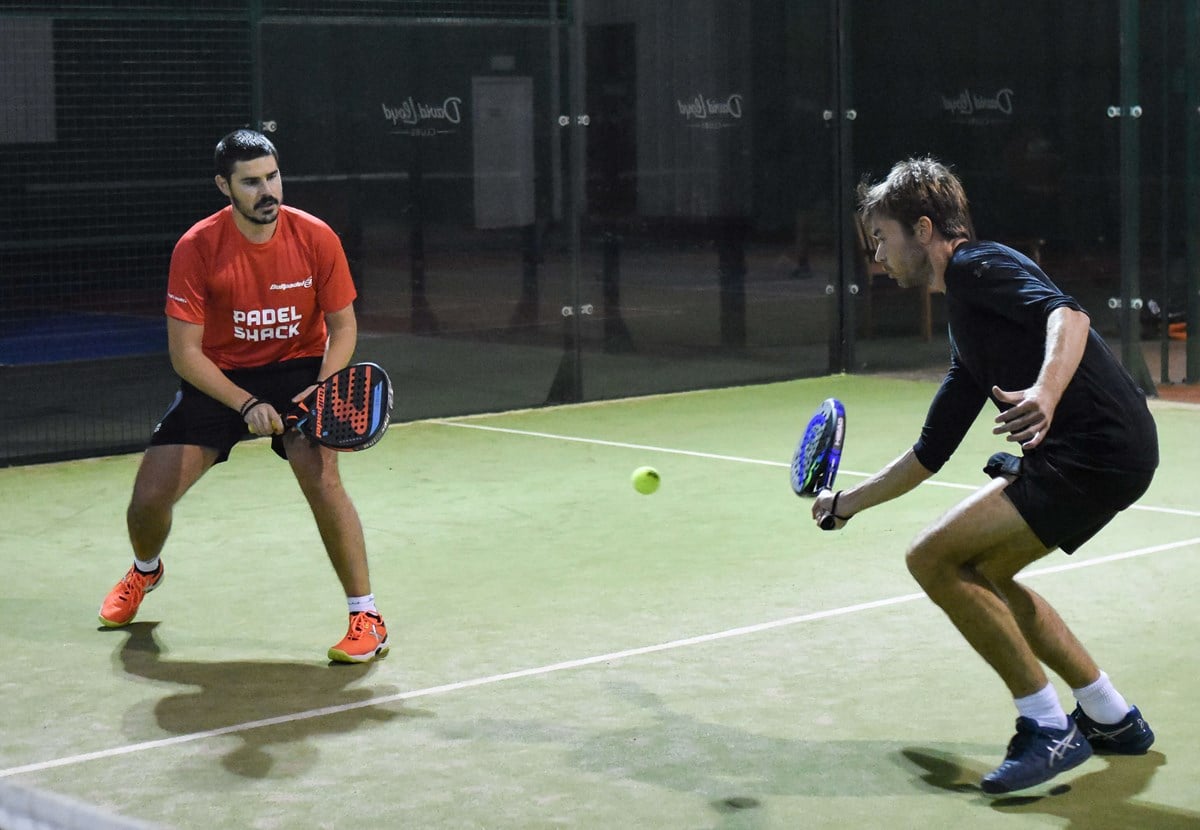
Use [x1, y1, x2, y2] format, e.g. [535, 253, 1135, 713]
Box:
[2, 375, 1198, 829]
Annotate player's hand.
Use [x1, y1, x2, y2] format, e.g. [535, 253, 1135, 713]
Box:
[245, 401, 284, 436]
[812, 488, 850, 530]
[992, 385, 1055, 450]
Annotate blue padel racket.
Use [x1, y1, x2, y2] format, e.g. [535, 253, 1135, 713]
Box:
[790, 397, 846, 529]
[286, 362, 393, 452]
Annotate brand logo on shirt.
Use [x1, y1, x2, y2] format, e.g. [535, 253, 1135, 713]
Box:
[167, 292, 189, 305]
[269, 277, 313, 291]
[233, 305, 303, 341]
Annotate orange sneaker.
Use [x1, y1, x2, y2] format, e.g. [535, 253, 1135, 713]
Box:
[328, 611, 389, 663]
[98, 563, 164, 627]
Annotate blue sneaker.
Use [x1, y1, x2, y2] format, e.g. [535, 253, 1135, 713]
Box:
[980, 717, 1093, 795]
[1071, 705, 1154, 754]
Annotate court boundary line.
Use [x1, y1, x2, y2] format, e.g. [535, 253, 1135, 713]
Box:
[3, 534, 1197, 781]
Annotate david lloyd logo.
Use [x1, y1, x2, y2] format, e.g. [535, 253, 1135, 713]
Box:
[677, 92, 744, 129]
[941, 88, 1015, 120]
[381, 96, 463, 136]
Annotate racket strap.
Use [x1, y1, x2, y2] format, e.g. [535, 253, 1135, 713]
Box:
[828, 490, 852, 524]
[284, 399, 310, 429]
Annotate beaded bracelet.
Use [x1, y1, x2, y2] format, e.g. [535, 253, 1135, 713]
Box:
[238, 396, 262, 418]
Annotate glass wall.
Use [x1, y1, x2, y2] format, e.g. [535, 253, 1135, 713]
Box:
[1, 0, 1195, 465]
[258, 1, 842, 422]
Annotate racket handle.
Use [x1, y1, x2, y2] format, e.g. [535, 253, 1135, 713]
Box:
[818, 488, 842, 530]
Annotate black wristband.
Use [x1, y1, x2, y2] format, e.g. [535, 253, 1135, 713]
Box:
[829, 490, 851, 522]
[238, 396, 261, 418]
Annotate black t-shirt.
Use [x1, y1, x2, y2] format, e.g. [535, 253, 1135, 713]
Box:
[912, 241, 1158, 474]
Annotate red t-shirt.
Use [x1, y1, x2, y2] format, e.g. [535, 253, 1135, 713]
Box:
[165, 205, 357, 370]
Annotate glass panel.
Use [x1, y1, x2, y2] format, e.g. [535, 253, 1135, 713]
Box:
[260, 18, 571, 420]
[6, 0, 1189, 465]
[849, 0, 1126, 378]
[571, 0, 835, 400]
[1142, 1, 1200, 388]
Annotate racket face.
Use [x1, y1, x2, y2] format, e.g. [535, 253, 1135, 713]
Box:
[790, 398, 845, 496]
[300, 362, 394, 451]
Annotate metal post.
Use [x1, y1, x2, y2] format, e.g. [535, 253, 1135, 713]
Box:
[829, 0, 854, 374]
[248, 0, 262, 127]
[546, 0, 585, 403]
[1186, 1, 1200, 381]
[1118, 0, 1155, 393]
[1158, 2, 1171, 383]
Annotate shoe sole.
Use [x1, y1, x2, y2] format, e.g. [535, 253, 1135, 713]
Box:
[1086, 738, 1154, 756]
[980, 745, 1092, 795]
[328, 641, 390, 664]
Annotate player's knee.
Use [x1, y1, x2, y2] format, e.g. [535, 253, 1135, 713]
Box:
[904, 540, 938, 588]
[905, 532, 961, 594]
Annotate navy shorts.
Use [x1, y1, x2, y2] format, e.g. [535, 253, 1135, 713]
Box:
[1001, 450, 1155, 554]
[149, 357, 323, 463]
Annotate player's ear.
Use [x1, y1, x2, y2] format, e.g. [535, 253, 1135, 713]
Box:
[913, 215, 933, 243]
[215, 174, 230, 197]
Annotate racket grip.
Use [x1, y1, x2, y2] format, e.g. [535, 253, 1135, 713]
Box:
[818, 488, 841, 530]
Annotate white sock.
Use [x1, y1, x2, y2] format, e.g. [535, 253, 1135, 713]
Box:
[134, 555, 160, 574]
[1072, 671, 1131, 725]
[347, 594, 377, 614]
[1015, 682, 1068, 731]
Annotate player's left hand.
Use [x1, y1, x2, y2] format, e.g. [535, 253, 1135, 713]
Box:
[991, 385, 1055, 449]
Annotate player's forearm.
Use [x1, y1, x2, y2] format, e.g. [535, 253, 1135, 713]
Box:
[838, 448, 932, 517]
[1035, 307, 1089, 400]
[166, 318, 254, 412]
[169, 345, 255, 412]
[317, 306, 358, 381]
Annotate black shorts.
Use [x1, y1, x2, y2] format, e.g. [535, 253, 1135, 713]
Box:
[1001, 450, 1155, 554]
[149, 357, 323, 463]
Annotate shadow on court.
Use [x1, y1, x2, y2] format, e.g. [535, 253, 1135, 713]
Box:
[435, 682, 1000, 802]
[107, 622, 426, 780]
[904, 747, 1200, 829]
[433, 681, 1199, 826]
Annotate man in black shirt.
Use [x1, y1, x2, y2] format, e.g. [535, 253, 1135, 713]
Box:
[814, 157, 1157, 795]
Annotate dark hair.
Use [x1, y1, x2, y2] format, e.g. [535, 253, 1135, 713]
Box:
[857, 157, 975, 241]
[214, 129, 278, 180]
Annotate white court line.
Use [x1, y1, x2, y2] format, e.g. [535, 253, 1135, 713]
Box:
[429, 420, 1200, 518]
[3, 535, 1197, 781]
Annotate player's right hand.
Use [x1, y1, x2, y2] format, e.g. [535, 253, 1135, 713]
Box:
[812, 488, 851, 530]
[245, 402, 284, 435]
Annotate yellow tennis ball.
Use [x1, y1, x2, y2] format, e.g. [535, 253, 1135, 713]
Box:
[631, 466, 661, 495]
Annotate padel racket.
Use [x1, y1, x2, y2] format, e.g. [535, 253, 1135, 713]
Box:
[790, 397, 846, 529]
[286, 362, 393, 451]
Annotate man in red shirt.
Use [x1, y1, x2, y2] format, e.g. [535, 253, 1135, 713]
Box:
[99, 129, 388, 663]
